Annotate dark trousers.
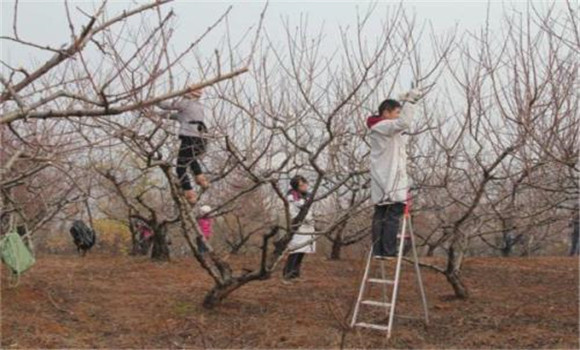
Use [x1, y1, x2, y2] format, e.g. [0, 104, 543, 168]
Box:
[197, 236, 208, 254]
[372, 202, 405, 257]
[283, 252, 305, 279]
[177, 136, 207, 190]
[570, 231, 579, 256]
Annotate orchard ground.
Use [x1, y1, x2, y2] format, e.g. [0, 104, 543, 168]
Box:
[1, 253, 578, 348]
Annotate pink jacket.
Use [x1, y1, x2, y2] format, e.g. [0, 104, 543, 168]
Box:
[141, 227, 153, 239]
[197, 217, 213, 239]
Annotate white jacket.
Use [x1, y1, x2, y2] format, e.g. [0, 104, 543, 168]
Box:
[287, 192, 316, 254]
[368, 104, 415, 204]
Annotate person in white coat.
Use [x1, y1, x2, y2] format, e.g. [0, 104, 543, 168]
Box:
[367, 88, 425, 258]
[282, 175, 316, 281]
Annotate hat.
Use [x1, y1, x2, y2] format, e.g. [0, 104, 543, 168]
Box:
[200, 205, 211, 215]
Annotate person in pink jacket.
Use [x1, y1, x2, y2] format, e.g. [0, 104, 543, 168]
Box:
[197, 205, 213, 253]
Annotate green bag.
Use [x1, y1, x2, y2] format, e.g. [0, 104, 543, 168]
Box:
[0, 231, 36, 275]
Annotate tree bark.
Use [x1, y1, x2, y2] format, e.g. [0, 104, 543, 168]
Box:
[329, 240, 342, 260]
[150, 225, 170, 261]
[445, 233, 469, 298]
[202, 282, 239, 309]
[501, 239, 512, 257]
[445, 270, 469, 299]
[202, 275, 265, 309]
[328, 224, 346, 260]
[426, 244, 436, 257]
[129, 222, 147, 256]
[202, 269, 274, 309]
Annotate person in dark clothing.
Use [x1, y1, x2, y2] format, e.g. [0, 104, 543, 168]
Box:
[16, 225, 27, 237]
[177, 136, 207, 189]
[570, 211, 579, 256]
[372, 202, 406, 257]
[158, 88, 210, 204]
[283, 252, 305, 280]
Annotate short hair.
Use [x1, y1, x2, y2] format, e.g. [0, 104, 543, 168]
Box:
[290, 175, 308, 191]
[378, 99, 402, 115]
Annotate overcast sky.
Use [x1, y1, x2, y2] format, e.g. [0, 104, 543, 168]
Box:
[1, 0, 567, 71]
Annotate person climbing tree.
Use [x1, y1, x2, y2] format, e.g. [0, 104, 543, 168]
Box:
[197, 205, 214, 254]
[282, 175, 316, 283]
[366, 88, 426, 258]
[158, 88, 210, 204]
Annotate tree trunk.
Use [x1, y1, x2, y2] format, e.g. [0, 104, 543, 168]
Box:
[501, 244, 512, 257]
[426, 244, 436, 257]
[501, 232, 514, 257]
[151, 225, 170, 261]
[445, 233, 469, 298]
[229, 244, 241, 255]
[329, 224, 346, 260]
[329, 238, 342, 260]
[445, 270, 469, 298]
[129, 223, 144, 256]
[520, 235, 534, 257]
[202, 266, 274, 308]
[229, 237, 249, 255]
[202, 281, 242, 309]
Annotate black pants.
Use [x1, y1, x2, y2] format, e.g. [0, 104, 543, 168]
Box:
[570, 231, 579, 256]
[177, 136, 207, 190]
[283, 252, 305, 279]
[372, 202, 405, 257]
[197, 236, 208, 254]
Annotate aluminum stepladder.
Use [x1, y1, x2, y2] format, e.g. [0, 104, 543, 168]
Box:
[350, 195, 429, 338]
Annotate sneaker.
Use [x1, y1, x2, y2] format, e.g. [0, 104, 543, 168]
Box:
[374, 255, 396, 260]
[184, 189, 197, 204]
[281, 278, 295, 285]
[195, 174, 210, 190]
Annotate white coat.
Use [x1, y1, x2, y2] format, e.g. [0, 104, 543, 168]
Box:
[287, 192, 316, 254]
[368, 103, 416, 205]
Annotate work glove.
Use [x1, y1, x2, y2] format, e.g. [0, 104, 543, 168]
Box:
[398, 87, 428, 104]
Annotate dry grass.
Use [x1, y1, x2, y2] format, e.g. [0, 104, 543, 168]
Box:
[1, 253, 578, 348]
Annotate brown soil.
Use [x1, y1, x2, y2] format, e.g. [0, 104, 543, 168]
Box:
[1, 254, 578, 349]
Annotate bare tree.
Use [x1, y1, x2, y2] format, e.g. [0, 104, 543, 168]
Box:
[411, 2, 578, 298]
[1, 1, 250, 252]
[4, 0, 574, 313]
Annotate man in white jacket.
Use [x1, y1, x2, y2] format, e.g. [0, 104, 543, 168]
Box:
[367, 88, 425, 258]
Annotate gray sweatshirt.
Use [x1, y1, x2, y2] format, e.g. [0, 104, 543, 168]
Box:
[158, 99, 207, 138]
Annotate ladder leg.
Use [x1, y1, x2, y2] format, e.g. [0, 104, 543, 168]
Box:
[350, 246, 373, 327]
[379, 260, 389, 318]
[386, 216, 407, 339]
[408, 217, 429, 325]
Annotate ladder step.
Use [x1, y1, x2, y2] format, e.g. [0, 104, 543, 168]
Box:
[354, 322, 389, 331]
[367, 278, 394, 284]
[361, 300, 392, 307]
